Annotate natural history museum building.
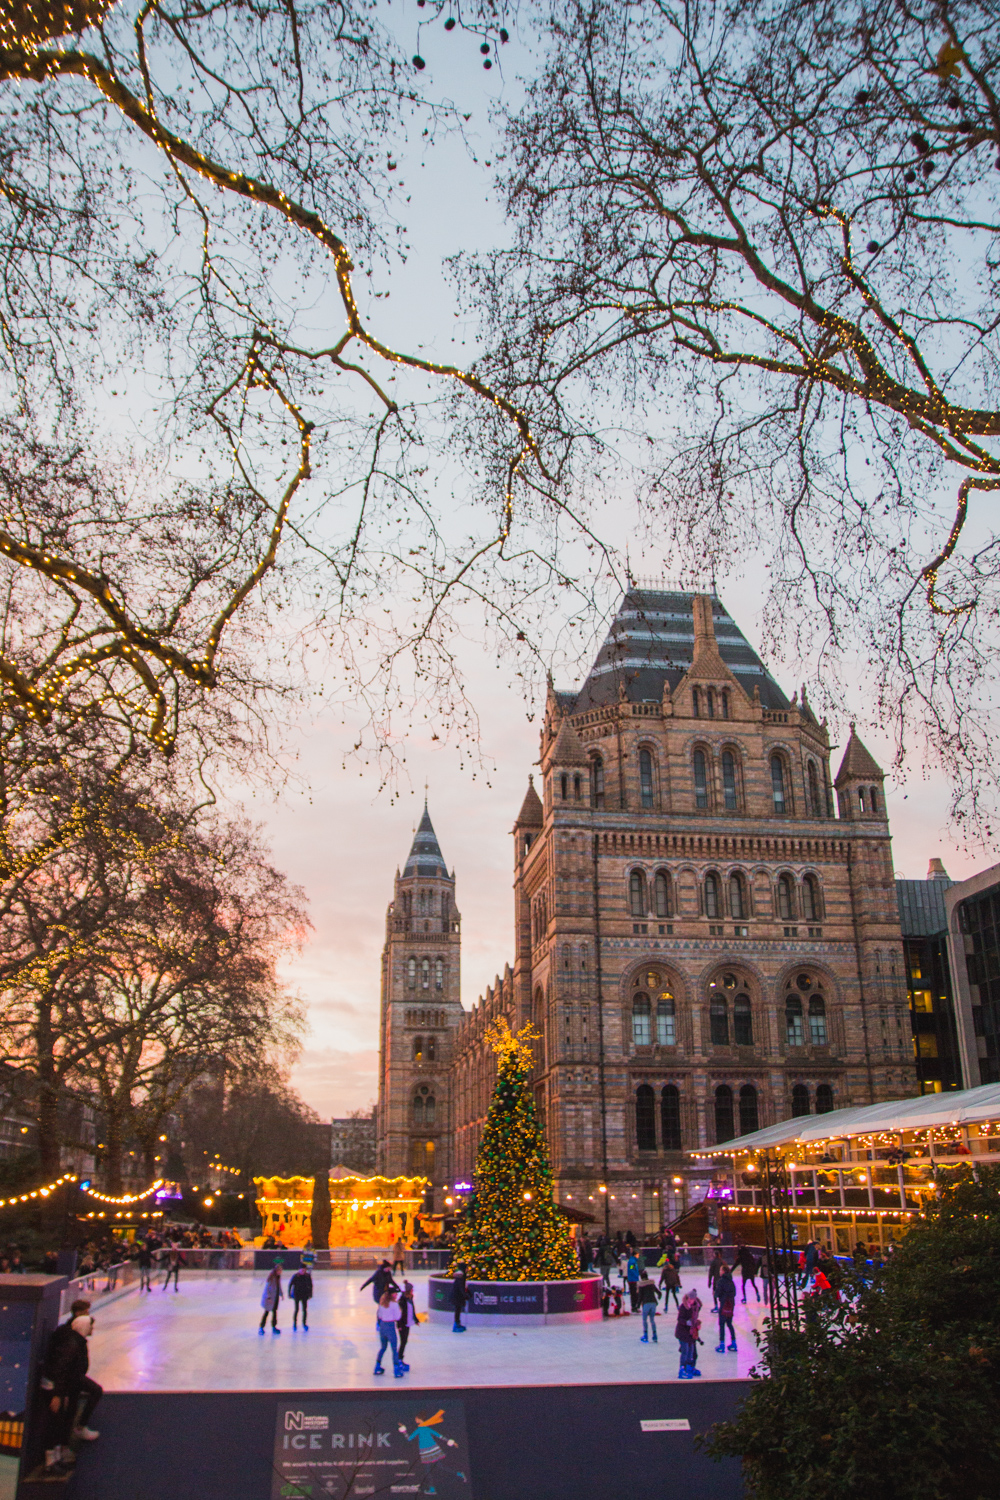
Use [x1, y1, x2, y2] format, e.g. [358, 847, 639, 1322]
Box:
[376, 590, 914, 1234]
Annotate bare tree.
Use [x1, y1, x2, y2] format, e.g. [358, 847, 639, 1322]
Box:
[0, 0, 606, 761]
[465, 0, 1000, 832]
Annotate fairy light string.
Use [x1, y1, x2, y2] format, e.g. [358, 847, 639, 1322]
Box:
[0, 1171, 77, 1208]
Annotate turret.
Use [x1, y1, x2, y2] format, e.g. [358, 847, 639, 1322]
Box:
[834, 727, 886, 821]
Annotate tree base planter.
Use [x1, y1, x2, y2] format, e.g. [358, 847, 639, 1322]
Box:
[427, 1273, 603, 1326]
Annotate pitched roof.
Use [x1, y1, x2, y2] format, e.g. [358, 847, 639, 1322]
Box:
[402, 802, 450, 878]
[834, 728, 884, 787]
[561, 589, 790, 712]
[547, 717, 588, 767]
[515, 778, 544, 827]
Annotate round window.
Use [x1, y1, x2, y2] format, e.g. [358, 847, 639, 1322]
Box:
[723, 973, 737, 989]
[646, 970, 661, 989]
[796, 973, 812, 991]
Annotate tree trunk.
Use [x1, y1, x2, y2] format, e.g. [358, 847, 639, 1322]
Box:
[309, 1123, 332, 1249]
[34, 986, 63, 1178]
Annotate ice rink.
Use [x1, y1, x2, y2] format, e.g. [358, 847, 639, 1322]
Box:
[86, 1268, 769, 1392]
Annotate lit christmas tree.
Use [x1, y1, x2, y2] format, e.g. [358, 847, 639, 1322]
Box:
[449, 1019, 578, 1281]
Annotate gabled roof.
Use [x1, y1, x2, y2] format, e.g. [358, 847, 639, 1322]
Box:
[834, 727, 884, 787]
[515, 778, 544, 827]
[561, 589, 790, 712]
[402, 802, 450, 878]
[547, 717, 588, 767]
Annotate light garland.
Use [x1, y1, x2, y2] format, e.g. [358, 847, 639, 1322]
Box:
[0, 1172, 77, 1208]
[81, 1178, 164, 1205]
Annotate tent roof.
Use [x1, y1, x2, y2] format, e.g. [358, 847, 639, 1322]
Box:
[693, 1082, 1000, 1156]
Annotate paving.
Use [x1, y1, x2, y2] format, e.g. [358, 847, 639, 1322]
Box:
[87, 1268, 770, 1392]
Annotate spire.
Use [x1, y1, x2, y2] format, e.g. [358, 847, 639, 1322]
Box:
[402, 800, 449, 878]
[515, 776, 544, 827]
[834, 726, 885, 787]
[545, 717, 588, 768]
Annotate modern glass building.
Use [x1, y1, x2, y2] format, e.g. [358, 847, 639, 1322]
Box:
[896, 860, 962, 1093]
[946, 865, 1000, 1087]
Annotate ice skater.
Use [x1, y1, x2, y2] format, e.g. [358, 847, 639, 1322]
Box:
[259, 1259, 283, 1334]
[450, 1263, 468, 1332]
[398, 1411, 467, 1495]
[715, 1266, 738, 1353]
[137, 1241, 154, 1293]
[637, 1272, 661, 1342]
[398, 1279, 419, 1365]
[289, 1265, 313, 1329]
[162, 1245, 183, 1292]
[374, 1287, 405, 1376]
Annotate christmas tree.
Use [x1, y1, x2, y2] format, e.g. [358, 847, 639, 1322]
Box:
[449, 1019, 578, 1281]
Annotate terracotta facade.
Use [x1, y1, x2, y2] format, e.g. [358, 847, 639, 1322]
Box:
[378, 590, 917, 1230]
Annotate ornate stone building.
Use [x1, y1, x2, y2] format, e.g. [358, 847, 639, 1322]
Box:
[378, 590, 915, 1229]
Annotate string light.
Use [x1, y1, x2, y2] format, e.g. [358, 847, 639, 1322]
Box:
[81, 1178, 164, 1205]
[0, 1172, 76, 1208]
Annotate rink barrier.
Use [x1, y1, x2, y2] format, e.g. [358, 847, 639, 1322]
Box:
[48, 1380, 746, 1500]
[426, 1273, 603, 1326]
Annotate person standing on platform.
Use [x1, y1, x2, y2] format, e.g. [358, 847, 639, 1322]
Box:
[398, 1279, 418, 1364]
[715, 1267, 738, 1352]
[391, 1236, 406, 1274]
[39, 1299, 102, 1476]
[674, 1290, 702, 1379]
[289, 1265, 313, 1330]
[451, 1262, 468, 1332]
[637, 1272, 660, 1343]
[374, 1287, 405, 1376]
[137, 1241, 154, 1293]
[598, 1240, 615, 1287]
[259, 1259, 283, 1334]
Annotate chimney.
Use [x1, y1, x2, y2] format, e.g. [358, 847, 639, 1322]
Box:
[927, 857, 951, 881]
[692, 594, 716, 646]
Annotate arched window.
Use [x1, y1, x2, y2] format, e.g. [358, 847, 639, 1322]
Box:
[591, 756, 605, 810]
[420, 957, 430, 989]
[802, 875, 820, 923]
[715, 1085, 734, 1143]
[661, 1085, 682, 1150]
[729, 872, 746, 920]
[427, 1035, 436, 1062]
[720, 689, 730, 720]
[562, 944, 571, 971]
[636, 1084, 657, 1151]
[441, 892, 450, 921]
[739, 1084, 759, 1135]
[407, 957, 416, 989]
[413, 1036, 424, 1062]
[786, 994, 804, 1047]
[809, 995, 828, 1045]
[573, 774, 582, 801]
[560, 773, 568, 800]
[435, 958, 444, 991]
[722, 750, 738, 811]
[770, 754, 787, 814]
[692, 687, 701, 718]
[734, 993, 753, 1047]
[705, 872, 720, 918]
[808, 761, 822, 818]
[777, 874, 794, 921]
[639, 748, 655, 809]
[869, 785, 879, 814]
[707, 687, 716, 719]
[413, 1086, 435, 1126]
[632, 993, 652, 1046]
[858, 787, 866, 813]
[654, 870, 672, 918]
[629, 869, 647, 917]
[694, 749, 709, 809]
[656, 993, 676, 1046]
[791, 1083, 810, 1117]
[816, 1083, 834, 1114]
[710, 992, 729, 1045]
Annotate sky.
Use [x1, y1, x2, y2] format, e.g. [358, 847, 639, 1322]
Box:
[215, 8, 995, 1120]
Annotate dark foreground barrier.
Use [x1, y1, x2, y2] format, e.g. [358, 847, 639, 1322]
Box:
[47, 1381, 746, 1500]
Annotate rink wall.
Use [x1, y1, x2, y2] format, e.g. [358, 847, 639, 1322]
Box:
[47, 1380, 746, 1500]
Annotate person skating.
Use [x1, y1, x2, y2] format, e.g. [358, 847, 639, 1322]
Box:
[637, 1272, 661, 1343]
[715, 1267, 738, 1352]
[360, 1260, 400, 1311]
[39, 1299, 102, 1476]
[391, 1235, 406, 1274]
[162, 1245, 183, 1292]
[289, 1265, 313, 1329]
[259, 1259, 283, 1334]
[657, 1255, 681, 1309]
[597, 1240, 615, 1287]
[398, 1279, 419, 1364]
[706, 1248, 726, 1312]
[625, 1250, 641, 1312]
[674, 1290, 702, 1379]
[374, 1287, 406, 1376]
[451, 1263, 468, 1331]
[137, 1241, 154, 1293]
[735, 1244, 761, 1303]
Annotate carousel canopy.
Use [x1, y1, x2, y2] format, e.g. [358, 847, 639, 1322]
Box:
[693, 1082, 1000, 1157]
